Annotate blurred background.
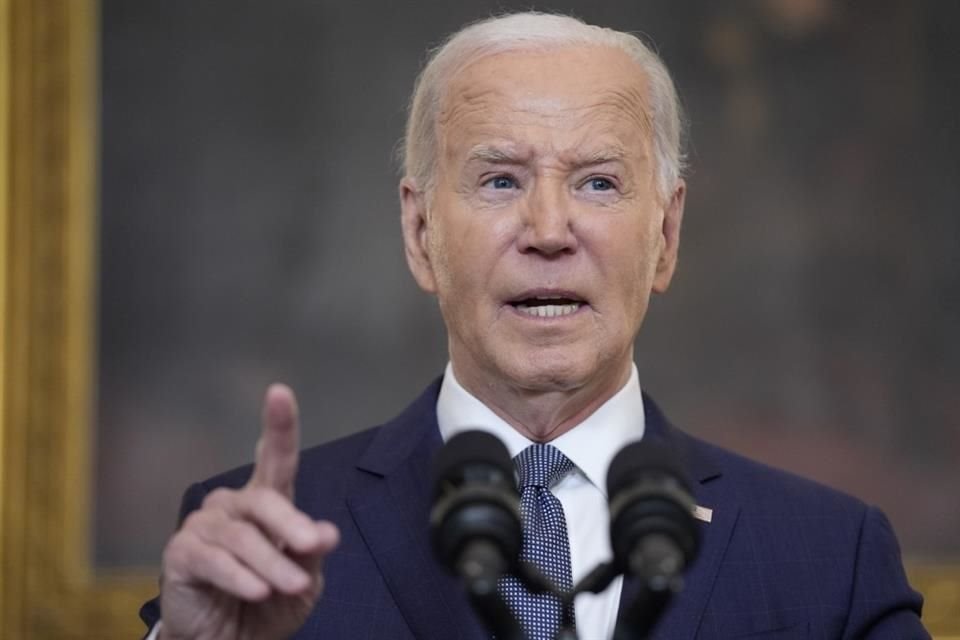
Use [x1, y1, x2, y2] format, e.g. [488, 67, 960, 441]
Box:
[96, 0, 960, 570]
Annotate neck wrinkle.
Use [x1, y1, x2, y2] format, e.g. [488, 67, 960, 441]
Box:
[449, 358, 633, 443]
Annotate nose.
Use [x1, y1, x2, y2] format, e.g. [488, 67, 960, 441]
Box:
[517, 180, 578, 256]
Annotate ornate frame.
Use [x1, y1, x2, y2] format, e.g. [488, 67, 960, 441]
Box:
[0, 0, 956, 637]
[1, 0, 154, 637]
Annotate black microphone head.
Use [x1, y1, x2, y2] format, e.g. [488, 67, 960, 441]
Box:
[606, 440, 699, 581]
[433, 430, 515, 495]
[430, 430, 522, 578]
[607, 440, 692, 498]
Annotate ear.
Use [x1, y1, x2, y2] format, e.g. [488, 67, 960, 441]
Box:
[399, 177, 438, 294]
[652, 179, 685, 294]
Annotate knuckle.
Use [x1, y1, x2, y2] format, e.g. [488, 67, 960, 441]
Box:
[202, 486, 235, 509]
[221, 519, 260, 550]
[162, 529, 197, 572]
[181, 504, 228, 534]
[245, 486, 297, 521]
[245, 485, 280, 504]
[180, 509, 210, 533]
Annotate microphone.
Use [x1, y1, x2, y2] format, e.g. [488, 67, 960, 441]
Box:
[606, 440, 700, 640]
[430, 430, 524, 640]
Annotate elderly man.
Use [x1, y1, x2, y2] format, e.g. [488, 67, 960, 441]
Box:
[141, 12, 927, 640]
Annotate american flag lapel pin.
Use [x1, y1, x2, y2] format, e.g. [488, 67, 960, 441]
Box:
[692, 504, 713, 523]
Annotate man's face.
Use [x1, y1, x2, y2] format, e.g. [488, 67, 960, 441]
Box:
[401, 45, 684, 402]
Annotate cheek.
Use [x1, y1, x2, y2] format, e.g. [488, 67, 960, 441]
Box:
[592, 219, 660, 307]
[437, 209, 515, 276]
[428, 214, 492, 304]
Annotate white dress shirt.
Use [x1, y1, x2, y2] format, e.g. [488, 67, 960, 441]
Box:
[148, 364, 645, 640]
[437, 362, 646, 640]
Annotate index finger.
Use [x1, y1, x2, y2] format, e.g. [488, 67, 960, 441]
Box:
[249, 383, 300, 498]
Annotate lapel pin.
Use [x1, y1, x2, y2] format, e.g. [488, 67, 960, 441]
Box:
[692, 504, 713, 523]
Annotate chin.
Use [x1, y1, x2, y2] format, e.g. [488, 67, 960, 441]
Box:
[498, 348, 599, 393]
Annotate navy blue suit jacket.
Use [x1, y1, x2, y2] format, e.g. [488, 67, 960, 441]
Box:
[141, 379, 927, 638]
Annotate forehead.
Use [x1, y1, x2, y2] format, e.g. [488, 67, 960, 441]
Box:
[438, 45, 653, 157]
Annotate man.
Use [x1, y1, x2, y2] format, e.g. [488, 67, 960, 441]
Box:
[141, 12, 928, 640]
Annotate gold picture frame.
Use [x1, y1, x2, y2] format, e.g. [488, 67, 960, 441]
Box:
[1, 0, 155, 637]
[0, 0, 957, 637]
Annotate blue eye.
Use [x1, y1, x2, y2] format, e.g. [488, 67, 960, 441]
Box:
[587, 177, 614, 191]
[485, 176, 517, 189]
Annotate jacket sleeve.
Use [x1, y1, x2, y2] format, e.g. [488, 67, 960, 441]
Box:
[842, 505, 930, 639]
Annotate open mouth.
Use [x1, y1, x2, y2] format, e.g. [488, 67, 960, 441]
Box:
[509, 294, 585, 318]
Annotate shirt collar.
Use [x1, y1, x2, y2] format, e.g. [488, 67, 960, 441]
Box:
[436, 363, 645, 497]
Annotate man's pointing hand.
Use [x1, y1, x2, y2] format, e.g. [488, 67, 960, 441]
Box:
[158, 385, 340, 640]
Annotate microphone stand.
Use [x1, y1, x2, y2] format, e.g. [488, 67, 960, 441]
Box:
[458, 540, 525, 640]
[475, 556, 580, 640]
[611, 583, 674, 640]
[514, 559, 579, 640]
[460, 539, 685, 640]
[612, 533, 686, 640]
[551, 560, 620, 640]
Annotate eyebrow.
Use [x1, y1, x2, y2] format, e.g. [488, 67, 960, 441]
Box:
[464, 145, 531, 165]
[567, 147, 630, 169]
[464, 145, 631, 169]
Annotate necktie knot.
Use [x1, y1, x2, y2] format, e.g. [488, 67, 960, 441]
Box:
[515, 444, 574, 490]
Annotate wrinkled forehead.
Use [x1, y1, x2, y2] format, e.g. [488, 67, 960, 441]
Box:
[437, 45, 654, 154]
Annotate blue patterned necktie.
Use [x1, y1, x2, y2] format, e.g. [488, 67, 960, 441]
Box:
[500, 444, 576, 639]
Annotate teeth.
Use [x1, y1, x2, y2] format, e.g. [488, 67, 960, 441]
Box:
[516, 303, 581, 318]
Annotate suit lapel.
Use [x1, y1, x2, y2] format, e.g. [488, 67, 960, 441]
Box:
[617, 394, 741, 640]
[346, 380, 488, 640]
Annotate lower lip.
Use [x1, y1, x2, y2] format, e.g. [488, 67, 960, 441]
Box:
[506, 303, 589, 321]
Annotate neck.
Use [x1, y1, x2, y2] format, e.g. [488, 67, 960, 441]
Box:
[450, 358, 633, 443]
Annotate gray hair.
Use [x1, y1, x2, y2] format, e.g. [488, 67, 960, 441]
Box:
[402, 12, 687, 201]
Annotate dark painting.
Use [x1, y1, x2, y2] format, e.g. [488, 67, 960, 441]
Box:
[97, 0, 960, 568]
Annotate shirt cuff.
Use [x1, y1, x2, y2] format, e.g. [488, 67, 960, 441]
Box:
[145, 620, 162, 640]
